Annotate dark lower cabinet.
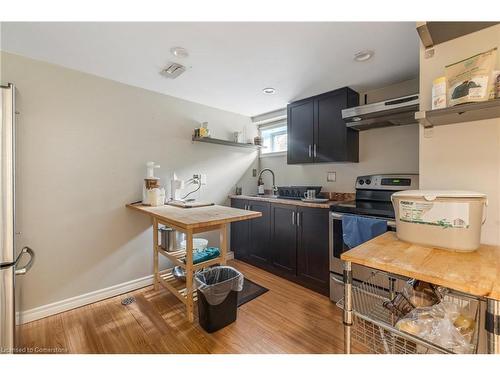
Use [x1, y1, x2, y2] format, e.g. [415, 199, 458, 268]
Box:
[297, 207, 330, 295]
[247, 201, 271, 267]
[270, 204, 297, 275]
[230, 199, 330, 296]
[230, 199, 249, 261]
[230, 199, 271, 268]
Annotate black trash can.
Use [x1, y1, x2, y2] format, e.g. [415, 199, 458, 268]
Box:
[194, 266, 244, 333]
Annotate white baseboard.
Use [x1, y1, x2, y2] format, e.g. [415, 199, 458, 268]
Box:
[19, 253, 236, 324]
[19, 274, 154, 324]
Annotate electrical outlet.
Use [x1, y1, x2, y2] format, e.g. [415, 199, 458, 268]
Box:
[252, 169, 257, 177]
[200, 173, 207, 185]
[327, 172, 336, 182]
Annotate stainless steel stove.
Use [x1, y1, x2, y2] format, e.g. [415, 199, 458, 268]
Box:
[329, 174, 419, 302]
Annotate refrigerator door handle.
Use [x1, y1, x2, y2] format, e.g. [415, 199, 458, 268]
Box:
[14, 247, 35, 275]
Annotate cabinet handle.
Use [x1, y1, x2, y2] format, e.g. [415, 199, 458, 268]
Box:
[313, 144, 317, 158]
[292, 211, 295, 225]
[297, 212, 301, 227]
[308, 144, 312, 158]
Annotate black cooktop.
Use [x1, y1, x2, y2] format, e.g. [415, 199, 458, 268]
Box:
[331, 200, 395, 219]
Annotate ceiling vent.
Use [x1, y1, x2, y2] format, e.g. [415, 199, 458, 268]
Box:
[160, 62, 186, 79]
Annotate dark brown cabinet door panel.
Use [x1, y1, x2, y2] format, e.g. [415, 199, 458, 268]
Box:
[247, 201, 271, 266]
[230, 199, 249, 261]
[287, 87, 359, 164]
[297, 207, 330, 294]
[315, 89, 354, 162]
[287, 100, 314, 164]
[270, 204, 297, 275]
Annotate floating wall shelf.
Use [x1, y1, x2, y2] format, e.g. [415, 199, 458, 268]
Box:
[415, 99, 500, 128]
[192, 136, 261, 149]
[416, 22, 499, 49]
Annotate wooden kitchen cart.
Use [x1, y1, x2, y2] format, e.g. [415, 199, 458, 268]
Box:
[340, 232, 500, 354]
[127, 203, 261, 322]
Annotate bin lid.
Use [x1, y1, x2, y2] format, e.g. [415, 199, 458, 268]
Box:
[392, 190, 487, 201]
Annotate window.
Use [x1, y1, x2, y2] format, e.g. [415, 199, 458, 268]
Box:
[260, 123, 287, 155]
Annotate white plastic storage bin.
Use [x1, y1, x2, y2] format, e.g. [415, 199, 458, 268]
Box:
[391, 190, 487, 252]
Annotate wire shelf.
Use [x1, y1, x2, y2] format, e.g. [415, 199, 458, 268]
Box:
[338, 271, 481, 354]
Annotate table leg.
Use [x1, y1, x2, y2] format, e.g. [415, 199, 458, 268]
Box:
[153, 217, 159, 291]
[343, 261, 353, 354]
[219, 223, 228, 265]
[486, 299, 500, 354]
[185, 230, 194, 323]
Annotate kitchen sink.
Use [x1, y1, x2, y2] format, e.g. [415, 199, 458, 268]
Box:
[248, 194, 279, 199]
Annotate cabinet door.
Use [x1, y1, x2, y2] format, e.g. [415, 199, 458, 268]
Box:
[297, 207, 330, 295]
[230, 199, 249, 261]
[247, 201, 271, 266]
[287, 100, 314, 164]
[270, 204, 297, 275]
[314, 88, 359, 162]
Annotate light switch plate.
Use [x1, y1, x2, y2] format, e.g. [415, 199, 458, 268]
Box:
[327, 172, 336, 182]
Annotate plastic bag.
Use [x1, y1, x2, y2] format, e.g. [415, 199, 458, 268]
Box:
[395, 301, 475, 354]
[194, 266, 244, 305]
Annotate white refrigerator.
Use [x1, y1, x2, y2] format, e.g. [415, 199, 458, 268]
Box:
[1, 83, 35, 353]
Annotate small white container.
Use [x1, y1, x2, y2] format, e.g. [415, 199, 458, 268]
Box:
[432, 76, 447, 110]
[180, 238, 209, 250]
[391, 190, 487, 252]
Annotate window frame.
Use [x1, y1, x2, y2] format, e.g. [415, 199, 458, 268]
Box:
[259, 120, 288, 158]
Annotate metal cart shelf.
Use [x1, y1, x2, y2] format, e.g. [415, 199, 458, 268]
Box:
[340, 268, 481, 354]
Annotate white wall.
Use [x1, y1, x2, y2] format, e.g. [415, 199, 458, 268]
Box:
[1, 52, 258, 311]
[419, 24, 500, 245]
[259, 79, 420, 192]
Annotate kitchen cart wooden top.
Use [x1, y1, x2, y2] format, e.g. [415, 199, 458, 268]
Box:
[341, 232, 500, 301]
[126, 203, 261, 230]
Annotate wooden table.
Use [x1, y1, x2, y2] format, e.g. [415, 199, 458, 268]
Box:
[127, 203, 261, 322]
[340, 232, 500, 354]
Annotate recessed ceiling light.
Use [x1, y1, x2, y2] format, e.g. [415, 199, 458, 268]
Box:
[354, 50, 374, 62]
[262, 87, 276, 94]
[170, 46, 189, 58]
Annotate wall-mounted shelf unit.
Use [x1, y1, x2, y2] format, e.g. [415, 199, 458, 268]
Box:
[192, 135, 261, 149]
[416, 99, 500, 128]
[416, 22, 499, 49]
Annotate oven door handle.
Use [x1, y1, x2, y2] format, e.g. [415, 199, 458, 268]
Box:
[330, 212, 397, 229]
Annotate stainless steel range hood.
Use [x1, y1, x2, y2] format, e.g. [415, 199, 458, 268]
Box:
[342, 94, 419, 131]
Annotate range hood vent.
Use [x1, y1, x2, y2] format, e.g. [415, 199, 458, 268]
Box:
[342, 94, 419, 131]
[160, 62, 186, 79]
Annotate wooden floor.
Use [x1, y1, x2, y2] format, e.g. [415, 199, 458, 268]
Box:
[19, 260, 361, 354]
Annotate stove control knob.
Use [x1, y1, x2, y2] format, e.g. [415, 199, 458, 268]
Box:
[359, 179, 365, 185]
[365, 179, 371, 185]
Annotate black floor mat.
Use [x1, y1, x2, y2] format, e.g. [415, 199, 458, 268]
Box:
[237, 278, 269, 307]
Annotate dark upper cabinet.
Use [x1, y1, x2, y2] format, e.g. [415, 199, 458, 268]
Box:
[287, 87, 359, 164]
[270, 204, 297, 275]
[247, 201, 271, 267]
[287, 100, 315, 164]
[296, 207, 330, 294]
[230, 199, 249, 261]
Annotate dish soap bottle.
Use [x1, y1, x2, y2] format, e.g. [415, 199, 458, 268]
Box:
[257, 176, 265, 195]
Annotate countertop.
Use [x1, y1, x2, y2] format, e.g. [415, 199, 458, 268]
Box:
[341, 232, 500, 301]
[126, 203, 262, 230]
[229, 194, 352, 209]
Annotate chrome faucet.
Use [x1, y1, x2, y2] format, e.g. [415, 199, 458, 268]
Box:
[258, 168, 278, 195]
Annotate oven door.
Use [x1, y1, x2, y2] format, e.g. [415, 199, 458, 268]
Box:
[329, 211, 396, 302]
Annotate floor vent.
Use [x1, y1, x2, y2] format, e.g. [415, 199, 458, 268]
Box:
[121, 296, 136, 306]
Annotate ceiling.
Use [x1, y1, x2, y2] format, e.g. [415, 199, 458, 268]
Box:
[1, 22, 419, 116]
